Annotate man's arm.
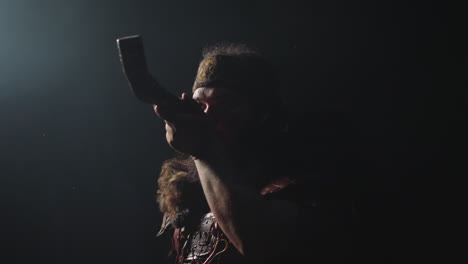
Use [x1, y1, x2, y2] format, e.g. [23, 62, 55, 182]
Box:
[193, 138, 300, 259]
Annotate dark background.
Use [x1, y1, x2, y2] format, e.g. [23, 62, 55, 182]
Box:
[0, 0, 460, 263]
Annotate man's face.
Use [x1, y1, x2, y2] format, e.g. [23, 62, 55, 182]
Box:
[192, 87, 255, 143]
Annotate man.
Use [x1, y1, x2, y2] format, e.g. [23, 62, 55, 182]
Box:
[154, 43, 349, 263]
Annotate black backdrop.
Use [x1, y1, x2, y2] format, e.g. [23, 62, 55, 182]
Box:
[0, 0, 459, 263]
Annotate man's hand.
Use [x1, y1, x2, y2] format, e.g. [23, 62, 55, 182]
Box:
[153, 92, 215, 157]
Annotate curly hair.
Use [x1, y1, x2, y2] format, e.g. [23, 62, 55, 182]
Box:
[156, 154, 209, 228]
[201, 42, 259, 58]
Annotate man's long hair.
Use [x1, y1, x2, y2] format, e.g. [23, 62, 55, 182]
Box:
[156, 153, 208, 228]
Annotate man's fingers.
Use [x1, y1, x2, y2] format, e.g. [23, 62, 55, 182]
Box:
[153, 104, 176, 122]
[153, 104, 167, 119]
[153, 104, 160, 117]
[165, 120, 175, 132]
